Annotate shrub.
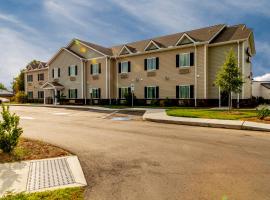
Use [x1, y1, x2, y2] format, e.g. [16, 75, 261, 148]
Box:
[0, 105, 23, 153]
[257, 105, 270, 120]
[124, 92, 136, 106]
[14, 91, 27, 103]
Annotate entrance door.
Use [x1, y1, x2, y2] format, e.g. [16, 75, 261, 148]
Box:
[220, 91, 229, 107]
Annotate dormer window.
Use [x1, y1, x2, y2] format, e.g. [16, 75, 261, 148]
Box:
[144, 40, 162, 51]
[175, 33, 195, 46]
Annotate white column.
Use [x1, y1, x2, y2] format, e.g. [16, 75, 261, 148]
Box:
[54, 89, 57, 105]
[194, 45, 197, 107]
[204, 44, 207, 99]
[105, 56, 108, 99]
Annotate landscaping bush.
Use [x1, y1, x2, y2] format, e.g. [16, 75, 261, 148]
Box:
[124, 92, 136, 106]
[0, 105, 23, 153]
[257, 105, 270, 120]
[14, 91, 27, 103]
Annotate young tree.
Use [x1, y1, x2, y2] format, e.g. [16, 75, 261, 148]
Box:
[12, 70, 25, 94]
[215, 49, 243, 110]
[0, 83, 6, 90]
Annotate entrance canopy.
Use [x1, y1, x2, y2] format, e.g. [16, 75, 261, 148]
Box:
[41, 82, 64, 90]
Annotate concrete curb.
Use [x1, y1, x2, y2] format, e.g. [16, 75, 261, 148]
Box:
[143, 110, 270, 132]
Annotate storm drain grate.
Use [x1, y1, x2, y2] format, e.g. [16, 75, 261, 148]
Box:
[26, 158, 75, 191]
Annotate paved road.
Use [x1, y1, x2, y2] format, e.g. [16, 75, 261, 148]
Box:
[10, 106, 270, 200]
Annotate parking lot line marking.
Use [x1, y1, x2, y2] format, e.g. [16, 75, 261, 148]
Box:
[21, 116, 35, 120]
[101, 111, 118, 119]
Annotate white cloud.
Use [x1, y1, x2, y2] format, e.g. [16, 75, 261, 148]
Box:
[0, 28, 51, 88]
[254, 74, 270, 81]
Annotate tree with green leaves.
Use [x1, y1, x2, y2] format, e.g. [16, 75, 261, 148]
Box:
[0, 83, 6, 90]
[215, 49, 243, 110]
[12, 70, 25, 94]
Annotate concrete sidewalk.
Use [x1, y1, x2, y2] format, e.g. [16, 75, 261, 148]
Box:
[0, 156, 87, 197]
[143, 109, 270, 132]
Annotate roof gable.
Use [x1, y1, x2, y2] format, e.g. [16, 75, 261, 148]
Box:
[175, 33, 195, 46]
[144, 40, 162, 51]
[47, 48, 84, 66]
[119, 45, 137, 55]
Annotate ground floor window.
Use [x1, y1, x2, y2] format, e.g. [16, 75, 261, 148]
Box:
[91, 88, 100, 99]
[119, 87, 129, 99]
[177, 85, 194, 99]
[38, 91, 44, 99]
[145, 86, 159, 99]
[27, 91, 33, 99]
[68, 89, 77, 99]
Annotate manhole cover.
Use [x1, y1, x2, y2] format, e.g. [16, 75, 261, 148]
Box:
[111, 117, 130, 121]
[26, 158, 75, 191]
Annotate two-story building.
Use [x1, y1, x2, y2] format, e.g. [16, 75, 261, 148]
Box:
[24, 24, 256, 107]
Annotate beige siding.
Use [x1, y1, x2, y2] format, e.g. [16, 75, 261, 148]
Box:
[86, 58, 107, 98]
[48, 50, 82, 98]
[116, 47, 205, 99]
[69, 43, 103, 59]
[25, 69, 48, 99]
[208, 43, 239, 99]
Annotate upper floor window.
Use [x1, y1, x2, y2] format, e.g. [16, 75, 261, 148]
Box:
[90, 88, 101, 99]
[68, 89, 77, 99]
[91, 64, 101, 75]
[176, 85, 194, 99]
[118, 61, 131, 73]
[176, 52, 194, 68]
[144, 57, 159, 71]
[38, 73, 44, 81]
[27, 75, 33, 82]
[68, 65, 78, 76]
[52, 68, 60, 78]
[144, 86, 159, 99]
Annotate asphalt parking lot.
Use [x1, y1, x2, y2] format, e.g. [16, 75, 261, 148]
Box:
[10, 106, 270, 200]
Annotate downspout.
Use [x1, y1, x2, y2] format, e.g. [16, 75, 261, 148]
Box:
[108, 57, 111, 104]
[237, 41, 240, 108]
[83, 60, 87, 105]
[194, 44, 197, 107]
[242, 41, 245, 99]
[106, 56, 108, 100]
[81, 60, 84, 102]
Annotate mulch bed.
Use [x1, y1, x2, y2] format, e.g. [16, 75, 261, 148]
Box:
[0, 138, 71, 163]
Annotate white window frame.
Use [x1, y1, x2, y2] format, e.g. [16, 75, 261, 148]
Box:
[178, 85, 191, 99]
[179, 53, 190, 68]
[69, 65, 76, 77]
[120, 61, 129, 74]
[91, 88, 99, 99]
[27, 75, 33, 82]
[147, 57, 157, 71]
[69, 88, 77, 99]
[120, 87, 129, 99]
[146, 86, 157, 99]
[92, 64, 99, 75]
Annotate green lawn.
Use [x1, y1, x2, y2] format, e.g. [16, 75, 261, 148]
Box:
[0, 187, 84, 200]
[166, 109, 257, 120]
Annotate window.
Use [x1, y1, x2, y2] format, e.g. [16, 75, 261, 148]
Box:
[144, 57, 159, 71]
[145, 86, 159, 99]
[176, 85, 194, 99]
[38, 91, 44, 99]
[52, 68, 60, 78]
[38, 73, 44, 81]
[91, 88, 100, 99]
[119, 87, 129, 99]
[68, 65, 77, 76]
[27, 75, 33, 82]
[68, 89, 77, 99]
[176, 52, 194, 68]
[118, 61, 130, 74]
[91, 64, 100, 75]
[27, 91, 33, 99]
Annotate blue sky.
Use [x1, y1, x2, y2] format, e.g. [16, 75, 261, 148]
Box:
[0, 0, 270, 88]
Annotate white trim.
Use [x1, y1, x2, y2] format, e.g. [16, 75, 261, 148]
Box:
[81, 61, 84, 99]
[208, 39, 248, 47]
[108, 57, 111, 102]
[67, 39, 108, 56]
[106, 57, 108, 99]
[119, 45, 133, 56]
[178, 52, 191, 68]
[144, 40, 161, 51]
[194, 45, 197, 107]
[208, 24, 227, 43]
[175, 33, 195, 46]
[25, 67, 48, 73]
[116, 59, 119, 100]
[242, 41, 245, 99]
[237, 41, 240, 105]
[47, 48, 83, 66]
[86, 56, 105, 61]
[204, 45, 207, 99]
[41, 82, 64, 90]
[119, 61, 129, 74]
